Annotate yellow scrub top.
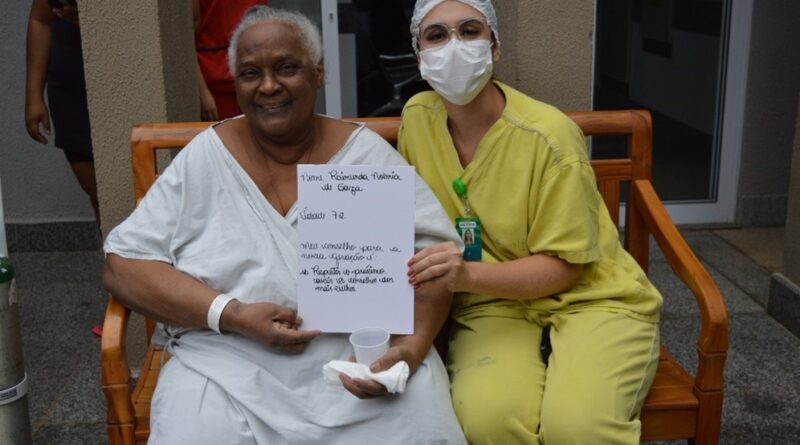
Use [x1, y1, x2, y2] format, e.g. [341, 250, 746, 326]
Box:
[398, 81, 662, 322]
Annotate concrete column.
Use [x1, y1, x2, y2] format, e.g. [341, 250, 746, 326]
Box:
[769, 94, 800, 337]
[79, 0, 199, 368]
[736, 2, 800, 227]
[78, 0, 199, 236]
[494, 0, 595, 111]
[783, 96, 800, 285]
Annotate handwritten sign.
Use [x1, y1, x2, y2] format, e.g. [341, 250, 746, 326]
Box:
[296, 165, 415, 334]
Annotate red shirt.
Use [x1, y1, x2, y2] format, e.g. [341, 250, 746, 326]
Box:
[195, 0, 267, 93]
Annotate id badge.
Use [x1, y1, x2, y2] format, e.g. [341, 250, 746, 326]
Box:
[456, 216, 482, 261]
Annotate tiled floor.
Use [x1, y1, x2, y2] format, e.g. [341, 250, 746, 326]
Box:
[11, 250, 107, 444]
[8, 228, 800, 444]
[713, 226, 785, 273]
[647, 228, 799, 444]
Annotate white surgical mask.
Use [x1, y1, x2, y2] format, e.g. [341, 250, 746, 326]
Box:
[419, 39, 493, 106]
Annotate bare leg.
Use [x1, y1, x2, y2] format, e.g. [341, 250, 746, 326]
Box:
[67, 160, 100, 228]
[67, 160, 104, 337]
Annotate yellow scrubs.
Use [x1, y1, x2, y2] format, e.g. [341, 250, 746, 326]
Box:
[399, 82, 663, 444]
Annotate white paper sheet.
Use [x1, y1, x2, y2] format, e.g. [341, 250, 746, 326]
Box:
[296, 165, 415, 333]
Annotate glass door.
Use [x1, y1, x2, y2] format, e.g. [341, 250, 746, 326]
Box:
[593, 0, 753, 224]
[330, 0, 429, 118]
[269, 0, 429, 118]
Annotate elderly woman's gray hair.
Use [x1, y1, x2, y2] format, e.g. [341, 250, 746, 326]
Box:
[227, 6, 323, 75]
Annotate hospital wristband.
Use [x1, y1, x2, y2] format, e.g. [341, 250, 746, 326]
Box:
[207, 294, 236, 334]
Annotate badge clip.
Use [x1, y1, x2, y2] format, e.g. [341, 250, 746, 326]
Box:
[452, 179, 482, 261]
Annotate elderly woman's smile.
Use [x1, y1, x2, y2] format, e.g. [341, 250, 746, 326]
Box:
[257, 102, 290, 112]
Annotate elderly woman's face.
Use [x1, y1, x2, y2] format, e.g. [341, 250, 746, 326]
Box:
[234, 21, 323, 138]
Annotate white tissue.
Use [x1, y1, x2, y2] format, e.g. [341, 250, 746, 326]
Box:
[322, 360, 410, 394]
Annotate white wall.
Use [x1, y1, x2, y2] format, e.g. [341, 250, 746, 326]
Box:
[737, 1, 800, 225]
[0, 1, 94, 223]
[80, 0, 198, 235]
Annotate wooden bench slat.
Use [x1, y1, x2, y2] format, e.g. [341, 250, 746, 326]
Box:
[640, 408, 697, 441]
[598, 179, 621, 226]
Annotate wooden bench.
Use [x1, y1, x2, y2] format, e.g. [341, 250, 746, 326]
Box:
[101, 111, 728, 444]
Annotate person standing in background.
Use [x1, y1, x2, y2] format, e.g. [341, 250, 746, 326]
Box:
[25, 0, 99, 226]
[194, 0, 267, 121]
[25, 0, 104, 337]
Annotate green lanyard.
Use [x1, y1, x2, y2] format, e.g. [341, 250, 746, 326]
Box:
[452, 179, 472, 215]
[452, 179, 482, 261]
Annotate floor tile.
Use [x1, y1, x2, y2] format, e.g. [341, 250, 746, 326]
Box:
[32, 422, 106, 445]
[713, 227, 785, 273]
[682, 232, 773, 307]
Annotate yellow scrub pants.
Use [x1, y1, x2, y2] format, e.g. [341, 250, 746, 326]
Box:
[447, 305, 660, 445]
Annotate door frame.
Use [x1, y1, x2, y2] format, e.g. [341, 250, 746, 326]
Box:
[324, 0, 754, 225]
[658, 0, 752, 225]
[320, 0, 343, 118]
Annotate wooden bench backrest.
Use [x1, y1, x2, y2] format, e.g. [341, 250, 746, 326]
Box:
[130, 117, 404, 203]
[132, 110, 652, 264]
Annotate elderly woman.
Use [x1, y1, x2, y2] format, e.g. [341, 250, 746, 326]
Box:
[103, 6, 466, 444]
[400, 1, 663, 444]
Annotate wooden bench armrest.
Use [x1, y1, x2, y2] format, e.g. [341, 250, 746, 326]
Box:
[101, 295, 136, 427]
[631, 179, 729, 392]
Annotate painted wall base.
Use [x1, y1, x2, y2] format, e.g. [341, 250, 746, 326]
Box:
[737, 194, 788, 227]
[5, 223, 100, 252]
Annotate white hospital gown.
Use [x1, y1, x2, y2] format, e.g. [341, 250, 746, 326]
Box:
[104, 122, 467, 445]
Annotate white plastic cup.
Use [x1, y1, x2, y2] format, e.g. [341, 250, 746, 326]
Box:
[349, 327, 390, 365]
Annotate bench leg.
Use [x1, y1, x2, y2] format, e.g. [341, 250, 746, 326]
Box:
[689, 391, 723, 444]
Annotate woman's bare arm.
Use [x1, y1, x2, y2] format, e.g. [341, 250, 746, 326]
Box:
[25, 0, 55, 143]
[408, 241, 584, 300]
[339, 281, 452, 399]
[103, 254, 321, 352]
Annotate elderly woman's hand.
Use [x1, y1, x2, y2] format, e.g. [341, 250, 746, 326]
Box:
[221, 300, 322, 353]
[407, 241, 470, 292]
[339, 338, 425, 399]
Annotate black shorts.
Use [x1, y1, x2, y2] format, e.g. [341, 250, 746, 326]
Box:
[46, 18, 94, 163]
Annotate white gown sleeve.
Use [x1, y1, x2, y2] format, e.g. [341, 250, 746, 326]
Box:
[103, 140, 191, 264]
